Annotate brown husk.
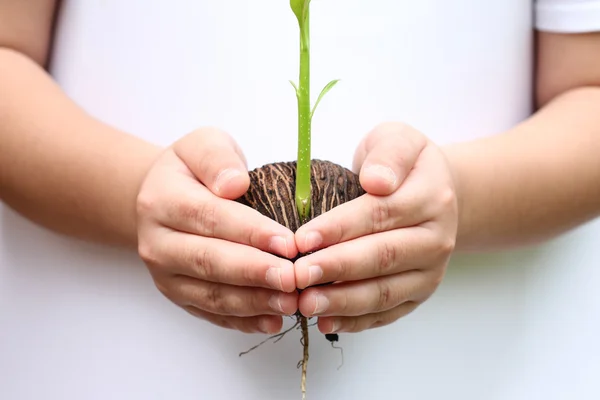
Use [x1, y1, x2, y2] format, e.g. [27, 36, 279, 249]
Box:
[236, 159, 365, 232]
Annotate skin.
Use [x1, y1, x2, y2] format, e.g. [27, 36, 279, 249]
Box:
[1, 1, 600, 335]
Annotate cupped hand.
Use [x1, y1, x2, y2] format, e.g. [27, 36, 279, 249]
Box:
[136, 128, 299, 334]
[294, 122, 459, 334]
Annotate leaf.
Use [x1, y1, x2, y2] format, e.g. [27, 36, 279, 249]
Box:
[310, 79, 340, 120]
[290, 0, 311, 25]
[289, 80, 299, 95]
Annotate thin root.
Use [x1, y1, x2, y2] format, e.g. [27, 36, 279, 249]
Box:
[331, 342, 344, 370]
[238, 321, 301, 357]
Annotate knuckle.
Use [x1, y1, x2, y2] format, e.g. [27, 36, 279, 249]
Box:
[202, 282, 226, 314]
[437, 235, 456, 258]
[222, 296, 245, 316]
[371, 121, 425, 148]
[372, 121, 408, 138]
[370, 314, 392, 329]
[171, 197, 198, 225]
[136, 190, 156, 217]
[376, 279, 395, 311]
[440, 187, 457, 209]
[192, 246, 214, 280]
[436, 187, 457, 215]
[329, 255, 347, 283]
[190, 126, 226, 146]
[240, 259, 253, 284]
[153, 279, 172, 300]
[200, 283, 248, 317]
[338, 291, 350, 315]
[138, 241, 159, 267]
[238, 319, 260, 334]
[344, 318, 361, 333]
[325, 217, 345, 245]
[370, 319, 387, 329]
[371, 198, 391, 233]
[213, 317, 234, 330]
[196, 201, 217, 237]
[234, 290, 263, 317]
[335, 221, 346, 244]
[376, 241, 397, 275]
[243, 220, 264, 251]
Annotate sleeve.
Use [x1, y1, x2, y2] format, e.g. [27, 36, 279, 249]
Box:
[535, 0, 600, 32]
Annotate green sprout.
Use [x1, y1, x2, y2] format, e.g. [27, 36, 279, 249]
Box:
[290, 0, 339, 223]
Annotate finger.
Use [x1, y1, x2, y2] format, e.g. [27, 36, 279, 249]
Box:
[295, 227, 452, 289]
[295, 144, 455, 254]
[317, 301, 420, 334]
[184, 306, 283, 334]
[295, 173, 432, 254]
[174, 127, 250, 199]
[143, 164, 296, 258]
[164, 275, 299, 317]
[141, 230, 297, 292]
[353, 122, 427, 196]
[298, 270, 433, 318]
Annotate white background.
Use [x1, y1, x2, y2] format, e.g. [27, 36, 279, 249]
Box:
[1, 1, 599, 399]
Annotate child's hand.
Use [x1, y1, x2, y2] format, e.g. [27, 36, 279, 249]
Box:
[136, 128, 299, 334]
[294, 122, 458, 334]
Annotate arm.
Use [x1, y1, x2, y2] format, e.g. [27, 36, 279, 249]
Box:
[443, 32, 600, 251]
[0, 0, 161, 248]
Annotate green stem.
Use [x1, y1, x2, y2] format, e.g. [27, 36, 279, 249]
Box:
[295, 9, 311, 223]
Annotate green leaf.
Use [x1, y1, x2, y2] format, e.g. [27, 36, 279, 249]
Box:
[290, 0, 310, 24]
[289, 80, 299, 95]
[310, 79, 340, 120]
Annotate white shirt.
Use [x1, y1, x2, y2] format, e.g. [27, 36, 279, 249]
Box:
[537, 0, 600, 31]
[1, 1, 599, 399]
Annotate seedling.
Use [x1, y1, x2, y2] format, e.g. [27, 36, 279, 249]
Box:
[292, 1, 341, 396]
[236, 1, 363, 398]
[290, 0, 339, 223]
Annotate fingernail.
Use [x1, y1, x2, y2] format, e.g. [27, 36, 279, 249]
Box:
[269, 294, 285, 314]
[214, 168, 241, 195]
[266, 267, 283, 291]
[269, 236, 289, 258]
[307, 265, 323, 287]
[258, 318, 272, 334]
[364, 164, 397, 186]
[312, 293, 330, 315]
[304, 231, 323, 251]
[330, 319, 341, 333]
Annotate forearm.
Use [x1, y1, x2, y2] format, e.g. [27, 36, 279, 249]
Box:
[444, 86, 600, 252]
[0, 48, 162, 248]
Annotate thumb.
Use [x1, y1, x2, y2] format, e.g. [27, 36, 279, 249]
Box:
[353, 122, 427, 196]
[174, 127, 250, 199]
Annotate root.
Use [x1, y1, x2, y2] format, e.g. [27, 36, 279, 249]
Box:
[325, 333, 344, 370]
[238, 320, 300, 357]
[331, 342, 344, 370]
[300, 315, 309, 400]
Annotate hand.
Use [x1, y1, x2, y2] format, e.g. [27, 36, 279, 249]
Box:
[294, 122, 458, 334]
[136, 128, 299, 334]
